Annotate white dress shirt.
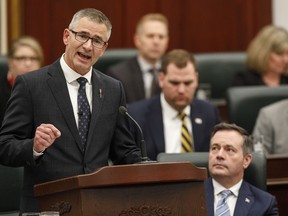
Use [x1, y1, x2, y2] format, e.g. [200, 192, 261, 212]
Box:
[60, 54, 92, 128]
[160, 93, 193, 153]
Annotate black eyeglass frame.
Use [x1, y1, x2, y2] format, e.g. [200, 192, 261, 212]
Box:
[69, 29, 108, 49]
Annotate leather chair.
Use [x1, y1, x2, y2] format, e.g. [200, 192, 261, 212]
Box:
[226, 86, 288, 134]
[157, 152, 267, 191]
[0, 165, 23, 216]
[0, 55, 8, 73]
[93, 48, 137, 73]
[195, 52, 246, 103]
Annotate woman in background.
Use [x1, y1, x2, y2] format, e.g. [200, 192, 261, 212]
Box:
[0, 36, 44, 125]
[232, 25, 288, 86]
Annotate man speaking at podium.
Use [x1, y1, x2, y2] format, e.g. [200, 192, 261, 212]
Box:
[0, 8, 142, 213]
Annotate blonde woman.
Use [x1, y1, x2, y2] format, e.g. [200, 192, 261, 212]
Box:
[232, 25, 288, 86]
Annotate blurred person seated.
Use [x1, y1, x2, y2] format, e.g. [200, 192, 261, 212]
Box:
[205, 122, 278, 216]
[253, 99, 288, 154]
[106, 13, 169, 103]
[0, 36, 44, 125]
[232, 25, 288, 87]
[128, 49, 220, 160]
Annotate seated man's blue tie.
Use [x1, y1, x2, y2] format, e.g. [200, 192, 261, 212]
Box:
[216, 190, 233, 216]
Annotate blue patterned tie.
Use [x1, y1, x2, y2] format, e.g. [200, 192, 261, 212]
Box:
[77, 77, 91, 148]
[216, 190, 233, 216]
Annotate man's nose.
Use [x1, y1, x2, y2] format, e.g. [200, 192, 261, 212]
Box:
[216, 148, 225, 158]
[178, 83, 186, 93]
[83, 38, 93, 48]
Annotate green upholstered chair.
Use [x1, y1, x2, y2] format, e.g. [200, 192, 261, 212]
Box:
[93, 50, 246, 104]
[93, 48, 137, 73]
[0, 165, 23, 216]
[195, 52, 246, 104]
[157, 152, 267, 191]
[226, 86, 288, 134]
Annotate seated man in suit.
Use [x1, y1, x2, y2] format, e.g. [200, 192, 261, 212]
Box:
[106, 13, 169, 103]
[128, 49, 220, 160]
[205, 122, 278, 216]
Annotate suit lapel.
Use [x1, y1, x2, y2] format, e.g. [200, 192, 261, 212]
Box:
[85, 69, 104, 150]
[190, 101, 204, 150]
[204, 178, 215, 216]
[146, 97, 165, 153]
[46, 61, 82, 149]
[129, 58, 145, 98]
[234, 181, 255, 216]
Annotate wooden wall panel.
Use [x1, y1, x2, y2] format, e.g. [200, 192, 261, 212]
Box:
[13, 0, 271, 65]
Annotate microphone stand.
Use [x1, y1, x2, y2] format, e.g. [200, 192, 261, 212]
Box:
[119, 106, 156, 164]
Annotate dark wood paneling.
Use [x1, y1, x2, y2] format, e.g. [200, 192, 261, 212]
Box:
[14, 0, 271, 65]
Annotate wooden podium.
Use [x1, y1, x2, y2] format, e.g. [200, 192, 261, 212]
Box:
[34, 162, 207, 216]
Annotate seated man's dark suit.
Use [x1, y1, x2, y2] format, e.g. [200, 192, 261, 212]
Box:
[127, 95, 220, 160]
[105, 57, 161, 103]
[204, 177, 279, 216]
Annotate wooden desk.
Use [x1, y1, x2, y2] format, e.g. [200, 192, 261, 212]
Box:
[267, 154, 288, 216]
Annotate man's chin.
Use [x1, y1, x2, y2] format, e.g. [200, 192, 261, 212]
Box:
[175, 101, 188, 109]
[74, 64, 91, 75]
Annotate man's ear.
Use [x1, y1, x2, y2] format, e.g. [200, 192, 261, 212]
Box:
[133, 34, 140, 49]
[243, 153, 252, 169]
[158, 72, 165, 88]
[63, 29, 70, 45]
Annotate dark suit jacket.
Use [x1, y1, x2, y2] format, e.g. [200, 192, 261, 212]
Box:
[105, 56, 161, 103]
[204, 177, 279, 216]
[127, 95, 220, 160]
[232, 68, 288, 86]
[0, 70, 12, 126]
[0, 59, 141, 212]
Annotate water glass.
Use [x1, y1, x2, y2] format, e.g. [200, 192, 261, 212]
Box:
[22, 213, 40, 216]
[40, 212, 59, 216]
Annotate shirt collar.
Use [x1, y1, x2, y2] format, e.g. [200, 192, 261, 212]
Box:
[212, 178, 242, 197]
[137, 55, 161, 73]
[60, 54, 92, 84]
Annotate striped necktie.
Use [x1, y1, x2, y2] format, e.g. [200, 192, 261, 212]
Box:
[77, 77, 91, 149]
[178, 112, 193, 152]
[216, 190, 233, 216]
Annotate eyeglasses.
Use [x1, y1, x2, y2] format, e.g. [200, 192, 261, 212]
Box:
[13, 56, 40, 63]
[69, 29, 108, 49]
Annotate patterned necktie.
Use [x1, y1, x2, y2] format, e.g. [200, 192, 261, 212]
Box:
[216, 190, 233, 216]
[77, 77, 91, 148]
[178, 112, 193, 152]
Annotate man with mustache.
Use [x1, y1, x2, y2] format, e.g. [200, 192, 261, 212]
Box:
[204, 123, 278, 216]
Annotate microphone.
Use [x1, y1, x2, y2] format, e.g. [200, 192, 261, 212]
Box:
[119, 106, 151, 163]
[78, 111, 83, 116]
